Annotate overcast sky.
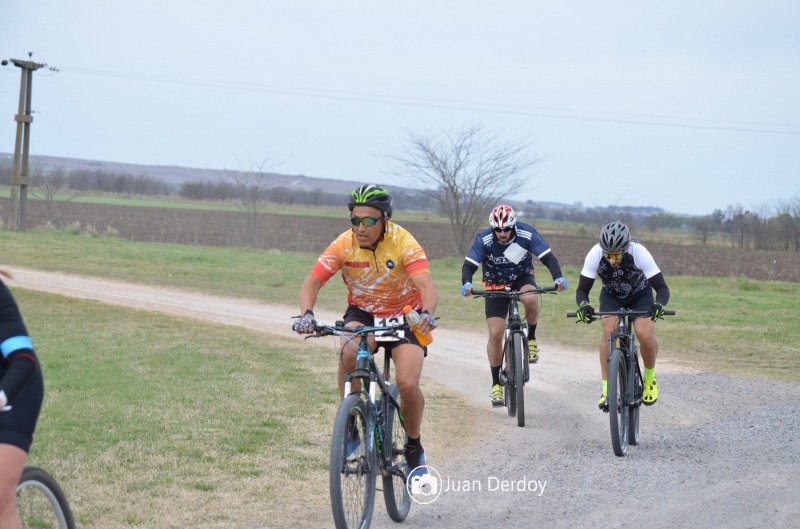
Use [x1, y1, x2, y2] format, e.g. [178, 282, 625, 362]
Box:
[3, 1, 799, 216]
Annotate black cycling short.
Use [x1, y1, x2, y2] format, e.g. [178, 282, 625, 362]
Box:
[484, 273, 537, 319]
[0, 369, 43, 453]
[0, 280, 44, 453]
[599, 288, 653, 318]
[342, 305, 428, 357]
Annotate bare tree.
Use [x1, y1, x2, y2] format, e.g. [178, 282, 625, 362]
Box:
[690, 215, 714, 245]
[773, 196, 800, 251]
[390, 123, 539, 255]
[30, 157, 80, 227]
[220, 158, 277, 247]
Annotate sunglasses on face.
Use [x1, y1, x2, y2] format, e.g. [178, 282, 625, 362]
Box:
[603, 252, 624, 260]
[350, 216, 381, 227]
[493, 227, 513, 233]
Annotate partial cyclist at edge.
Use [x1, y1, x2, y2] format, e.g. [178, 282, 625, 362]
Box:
[574, 220, 671, 410]
[461, 205, 567, 407]
[0, 269, 45, 529]
[292, 184, 438, 475]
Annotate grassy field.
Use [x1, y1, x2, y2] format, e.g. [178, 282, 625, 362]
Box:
[3, 227, 800, 527]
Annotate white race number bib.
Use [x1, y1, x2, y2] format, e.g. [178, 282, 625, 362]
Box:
[373, 314, 405, 341]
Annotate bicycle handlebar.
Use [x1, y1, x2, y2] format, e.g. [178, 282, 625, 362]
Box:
[471, 286, 559, 298]
[305, 321, 410, 339]
[566, 309, 677, 318]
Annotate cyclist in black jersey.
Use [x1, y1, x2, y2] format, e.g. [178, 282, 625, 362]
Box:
[461, 205, 567, 407]
[574, 221, 671, 409]
[0, 270, 44, 528]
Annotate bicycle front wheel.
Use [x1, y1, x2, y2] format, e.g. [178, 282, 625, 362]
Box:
[17, 466, 75, 529]
[513, 333, 526, 427]
[607, 349, 629, 456]
[330, 394, 376, 529]
[381, 383, 411, 522]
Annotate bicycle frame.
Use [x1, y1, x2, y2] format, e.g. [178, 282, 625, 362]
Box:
[312, 321, 407, 464]
[607, 312, 642, 404]
[472, 286, 558, 427]
[568, 307, 676, 456]
[308, 320, 411, 529]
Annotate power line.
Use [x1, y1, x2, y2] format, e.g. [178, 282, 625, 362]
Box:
[50, 65, 800, 136]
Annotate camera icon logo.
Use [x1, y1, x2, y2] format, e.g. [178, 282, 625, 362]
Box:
[410, 474, 438, 496]
[406, 465, 442, 505]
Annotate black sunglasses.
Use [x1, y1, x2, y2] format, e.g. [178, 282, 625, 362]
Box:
[350, 216, 381, 227]
[493, 227, 513, 233]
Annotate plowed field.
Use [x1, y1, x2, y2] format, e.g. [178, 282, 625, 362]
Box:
[13, 199, 800, 282]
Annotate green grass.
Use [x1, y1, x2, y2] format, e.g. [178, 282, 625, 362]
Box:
[24, 289, 338, 527]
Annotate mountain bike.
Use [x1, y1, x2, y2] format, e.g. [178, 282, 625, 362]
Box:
[472, 286, 558, 427]
[17, 465, 76, 529]
[567, 307, 675, 456]
[307, 320, 412, 529]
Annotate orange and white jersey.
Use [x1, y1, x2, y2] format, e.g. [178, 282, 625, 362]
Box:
[310, 222, 430, 317]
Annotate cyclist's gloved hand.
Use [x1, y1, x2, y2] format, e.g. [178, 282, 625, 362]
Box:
[419, 310, 437, 329]
[461, 282, 472, 297]
[292, 310, 316, 334]
[649, 302, 665, 321]
[576, 303, 595, 324]
[554, 277, 568, 291]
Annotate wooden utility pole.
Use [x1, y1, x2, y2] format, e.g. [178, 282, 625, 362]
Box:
[6, 57, 45, 231]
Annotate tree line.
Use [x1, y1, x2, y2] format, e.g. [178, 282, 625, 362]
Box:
[1, 121, 798, 254]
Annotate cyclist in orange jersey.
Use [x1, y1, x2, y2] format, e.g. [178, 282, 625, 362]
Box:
[293, 184, 438, 474]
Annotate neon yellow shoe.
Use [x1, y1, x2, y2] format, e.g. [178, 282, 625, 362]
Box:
[643, 378, 658, 405]
[597, 391, 608, 411]
[490, 384, 504, 407]
[528, 339, 539, 363]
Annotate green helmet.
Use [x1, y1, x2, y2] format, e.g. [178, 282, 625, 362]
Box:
[348, 184, 393, 218]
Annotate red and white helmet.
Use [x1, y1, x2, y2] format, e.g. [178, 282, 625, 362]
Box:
[489, 205, 517, 229]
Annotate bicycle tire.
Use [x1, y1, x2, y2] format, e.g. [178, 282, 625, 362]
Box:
[330, 394, 375, 529]
[513, 333, 525, 427]
[17, 466, 75, 529]
[504, 338, 516, 417]
[607, 349, 629, 456]
[629, 363, 642, 445]
[381, 383, 411, 522]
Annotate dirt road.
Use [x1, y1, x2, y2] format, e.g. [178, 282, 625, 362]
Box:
[10, 268, 800, 529]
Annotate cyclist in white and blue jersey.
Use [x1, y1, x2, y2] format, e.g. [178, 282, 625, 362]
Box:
[461, 205, 567, 407]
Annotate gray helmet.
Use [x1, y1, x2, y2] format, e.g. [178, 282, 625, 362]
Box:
[348, 184, 393, 218]
[598, 221, 631, 252]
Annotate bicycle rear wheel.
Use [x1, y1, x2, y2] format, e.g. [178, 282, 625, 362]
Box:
[607, 349, 629, 456]
[17, 466, 75, 529]
[513, 333, 526, 427]
[330, 394, 376, 529]
[629, 364, 642, 445]
[381, 383, 411, 522]
[504, 338, 516, 417]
